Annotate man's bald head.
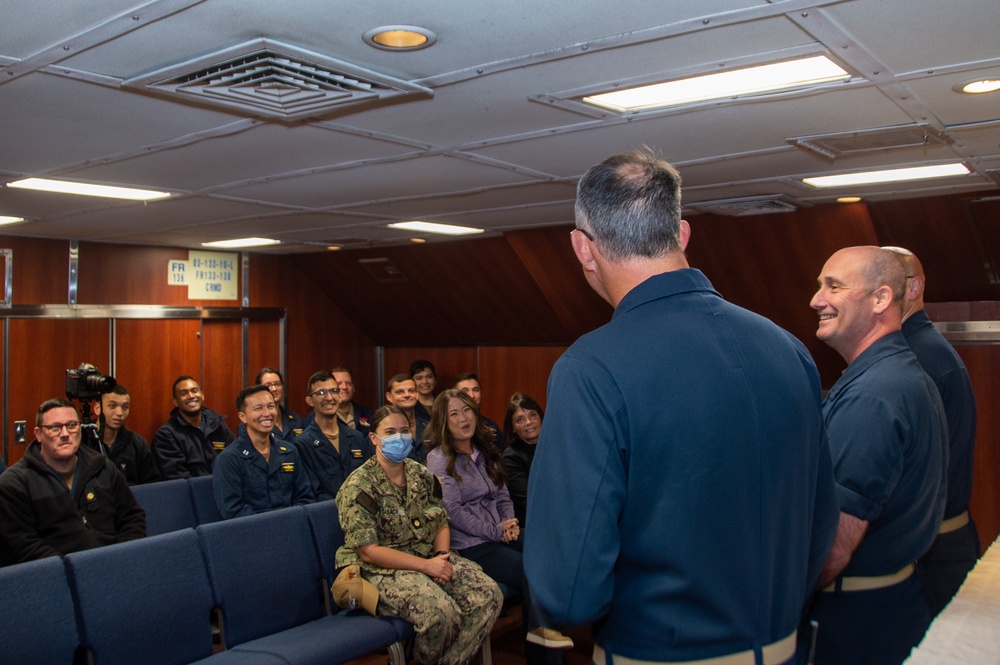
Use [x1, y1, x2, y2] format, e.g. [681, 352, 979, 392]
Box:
[882, 246, 926, 318]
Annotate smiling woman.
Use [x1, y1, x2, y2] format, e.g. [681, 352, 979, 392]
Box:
[424, 389, 574, 656]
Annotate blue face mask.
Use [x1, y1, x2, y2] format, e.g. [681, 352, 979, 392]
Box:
[378, 433, 413, 463]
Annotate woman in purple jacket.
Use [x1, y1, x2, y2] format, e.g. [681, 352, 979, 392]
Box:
[425, 389, 572, 654]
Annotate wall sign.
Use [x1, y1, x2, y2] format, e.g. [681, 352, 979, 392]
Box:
[168, 251, 238, 300]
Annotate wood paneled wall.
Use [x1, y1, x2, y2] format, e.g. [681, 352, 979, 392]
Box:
[0, 237, 378, 460]
[380, 345, 565, 427]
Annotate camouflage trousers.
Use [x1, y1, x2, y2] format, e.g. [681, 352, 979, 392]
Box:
[368, 553, 503, 665]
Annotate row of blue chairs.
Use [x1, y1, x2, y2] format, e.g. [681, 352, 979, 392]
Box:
[0, 499, 413, 665]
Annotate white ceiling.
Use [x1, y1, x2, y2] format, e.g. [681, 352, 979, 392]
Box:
[1, 0, 998, 253]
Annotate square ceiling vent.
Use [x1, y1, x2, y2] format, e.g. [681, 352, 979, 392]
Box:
[688, 195, 803, 216]
[788, 124, 946, 159]
[124, 39, 432, 123]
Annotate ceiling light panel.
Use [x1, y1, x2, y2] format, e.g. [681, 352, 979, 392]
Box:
[802, 163, 971, 188]
[7, 178, 171, 201]
[387, 221, 484, 235]
[582, 56, 850, 113]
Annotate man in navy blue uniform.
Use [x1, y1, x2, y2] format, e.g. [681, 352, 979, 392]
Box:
[294, 370, 373, 501]
[884, 246, 979, 614]
[808, 246, 948, 665]
[332, 367, 373, 437]
[525, 151, 839, 665]
[213, 384, 313, 519]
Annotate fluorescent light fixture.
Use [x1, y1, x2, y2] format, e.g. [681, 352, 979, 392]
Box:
[387, 221, 484, 236]
[836, 196, 862, 203]
[7, 177, 171, 201]
[201, 237, 280, 249]
[0, 216, 25, 225]
[583, 55, 850, 113]
[803, 163, 970, 188]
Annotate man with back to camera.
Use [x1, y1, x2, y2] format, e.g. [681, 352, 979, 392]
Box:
[454, 372, 505, 451]
[150, 375, 235, 479]
[808, 246, 948, 665]
[94, 384, 160, 485]
[883, 246, 980, 615]
[524, 150, 839, 665]
[0, 398, 146, 565]
[213, 384, 314, 519]
[333, 366, 373, 437]
[294, 370, 374, 501]
[385, 373, 428, 463]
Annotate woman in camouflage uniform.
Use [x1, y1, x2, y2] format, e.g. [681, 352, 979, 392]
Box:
[335, 405, 502, 665]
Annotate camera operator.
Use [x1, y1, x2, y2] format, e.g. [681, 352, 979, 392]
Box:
[94, 385, 160, 485]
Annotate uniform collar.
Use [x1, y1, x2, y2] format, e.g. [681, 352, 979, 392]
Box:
[612, 268, 720, 320]
[826, 331, 909, 403]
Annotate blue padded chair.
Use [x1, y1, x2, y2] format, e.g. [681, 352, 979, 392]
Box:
[197, 506, 404, 665]
[188, 474, 223, 525]
[130, 477, 197, 535]
[303, 500, 415, 664]
[301, 500, 492, 665]
[0, 555, 80, 665]
[65, 529, 283, 665]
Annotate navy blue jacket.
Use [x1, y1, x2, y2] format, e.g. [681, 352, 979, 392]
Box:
[212, 434, 314, 519]
[526, 269, 839, 661]
[293, 420, 374, 501]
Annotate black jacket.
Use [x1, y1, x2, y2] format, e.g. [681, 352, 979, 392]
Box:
[101, 425, 161, 485]
[0, 442, 146, 565]
[151, 407, 235, 479]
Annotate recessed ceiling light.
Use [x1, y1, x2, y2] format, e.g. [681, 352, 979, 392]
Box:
[201, 238, 280, 249]
[836, 196, 862, 203]
[0, 216, 25, 225]
[363, 25, 437, 51]
[326, 245, 343, 251]
[953, 78, 1000, 94]
[583, 55, 850, 113]
[387, 221, 484, 236]
[7, 177, 171, 201]
[409, 237, 427, 244]
[803, 163, 970, 188]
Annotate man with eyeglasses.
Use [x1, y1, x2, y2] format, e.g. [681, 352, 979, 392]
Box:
[0, 398, 146, 565]
[151, 375, 236, 480]
[293, 371, 374, 500]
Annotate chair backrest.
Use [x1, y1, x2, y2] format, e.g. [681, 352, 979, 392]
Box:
[197, 506, 326, 647]
[303, 499, 344, 581]
[65, 529, 216, 665]
[188, 474, 223, 525]
[129, 477, 198, 535]
[0, 556, 80, 664]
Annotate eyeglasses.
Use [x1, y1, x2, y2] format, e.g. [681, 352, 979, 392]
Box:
[572, 227, 594, 241]
[41, 421, 81, 435]
[309, 388, 340, 398]
[262, 381, 283, 389]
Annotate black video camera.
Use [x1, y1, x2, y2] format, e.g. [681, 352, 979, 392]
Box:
[66, 363, 116, 402]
